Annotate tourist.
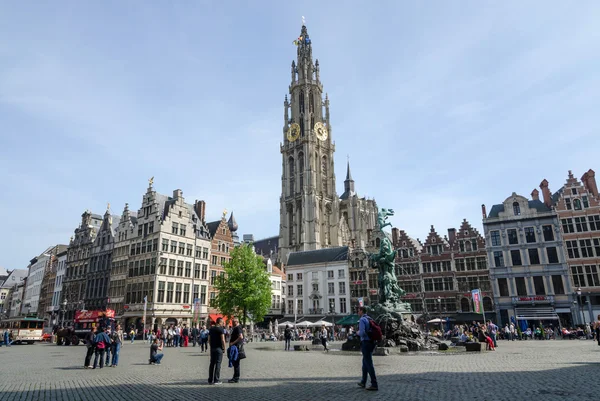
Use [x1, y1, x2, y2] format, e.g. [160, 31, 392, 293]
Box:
[191, 324, 199, 347]
[104, 327, 112, 366]
[487, 320, 498, 347]
[149, 338, 164, 365]
[228, 317, 244, 383]
[167, 325, 174, 347]
[111, 324, 123, 367]
[92, 327, 111, 369]
[320, 325, 329, 352]
[83, 328, 95, 368]
[129, 327, 135, 344]
[208, 318, 225, 385]
[1, 329, 11, 347]
[200, 325, 209, 352]
[284, 325, 292, 351]
[460, 330, 471, 343]
[357, 306, 378, 391]
[174, 325, 181, 347]
[182, 324, 189, 347]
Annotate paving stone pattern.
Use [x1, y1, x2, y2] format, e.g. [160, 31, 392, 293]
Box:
[1, 339, 599, 400]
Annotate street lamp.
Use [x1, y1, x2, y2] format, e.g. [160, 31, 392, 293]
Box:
[576, 287, 586, 328]
[437, 296, 442, 334]
[61, 299, 67, 328]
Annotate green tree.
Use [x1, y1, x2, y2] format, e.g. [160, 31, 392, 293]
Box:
[214, 243, 272, 326]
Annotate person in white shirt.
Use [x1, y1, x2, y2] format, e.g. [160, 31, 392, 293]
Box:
[509, 323, 515, 341]
[320, 326, 329, 352]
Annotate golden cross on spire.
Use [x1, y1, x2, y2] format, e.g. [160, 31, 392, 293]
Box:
[222, 208, 228, 218]
[149, 176, 154, 186]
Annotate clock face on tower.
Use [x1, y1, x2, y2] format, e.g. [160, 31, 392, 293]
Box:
[287, 123, 300, 142]
[314, 122, 328, 141]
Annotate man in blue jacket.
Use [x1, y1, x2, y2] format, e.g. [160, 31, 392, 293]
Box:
[357, 307, 378, 391]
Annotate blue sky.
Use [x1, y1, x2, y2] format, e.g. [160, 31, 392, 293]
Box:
[1, 2, 600, 269]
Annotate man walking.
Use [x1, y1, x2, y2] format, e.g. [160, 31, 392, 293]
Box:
[174, 325, 181, 348]
[357, 307, 378, 391]
[200, 325, 209, 352]
[284, 325, 292, 351]
[83, 328, 95, 368]
[228, 317, 244, 383]
[191, 324, 199, 347]
[182, 324, 189, 347]
[208, 318, 225, 385]
[487, 320, 498, 348]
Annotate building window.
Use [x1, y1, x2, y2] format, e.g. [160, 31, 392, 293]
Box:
[328, 282, 334, 295]
[166, 282, 174, 303]
[524, 227, 536, 243]
[297, 285, 303, 296]
[533, 276, 545, 295]
[168, 260, 176, 276]
[510, 250, 522, 266]
[585, 264, 600, 287]
[162, 239, 169, 252]
[203, 247, 209, 259]
[583, 196, 589, 208]
[562, 218, 575, 234]
[200, 285, 207, 304]
[287, 274, 293, 281]
[580, 239, 594, 258]
[497, 278, 509, 297]
[340, 298, 347, 314]
[507, 229, 518, 245]
[175, 283, 182, 303]
[513, 202, 521, 216]
[546, 247, 559, 264]
[297, 273, 303, 281]
[327, 270, 334, 279]
[179, 242, 185, 255]
[566, 240, 580, 259]
[209, 292, 216, 307]
[157, 281, 165, 303]
[571, 265, 585, 288]
[185, 262, 192, 278]
[210, 270, 217, 285]
[194, 263, 200, 279]
[177, 261, 184, 276]
[552, 275, 565, 295]
[493, 251, 504, 268]
[338, 282, 346, 295]
[170, 241, 177, 253]
[542, 225, 554, 241]
[595, 239, 600, 256]
[338, 269, 345, 279]
[180, 225, 187, 237]
[565, 198, 572, 210]
[490, 231, 501, 246]
[312, 283, 318, 292]
[328, 298, 335, 313]
[288, 285, 293, 296]
[183, 284, 190, 304]
[202, 264, 208, 280]
[172, 223, 179, 235]
[575, 217, 588, 232]
[528, 248, 540, 265]
[573, 199, 582, 210]
[515, 277, 527, 296]
[589, 215, 600, 231]
[186, 244, 193, 257]
[212, 256, 218, 265]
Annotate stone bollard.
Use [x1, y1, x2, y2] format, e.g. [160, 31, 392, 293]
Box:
[294, 345, 309, 351]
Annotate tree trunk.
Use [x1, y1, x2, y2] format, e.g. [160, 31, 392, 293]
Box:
[243, 307, 247, 326]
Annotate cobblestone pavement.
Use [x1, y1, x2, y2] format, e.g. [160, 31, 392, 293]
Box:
[1, 339, 599, 401]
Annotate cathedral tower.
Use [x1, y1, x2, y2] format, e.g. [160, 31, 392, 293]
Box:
[279, 24, 340, 263]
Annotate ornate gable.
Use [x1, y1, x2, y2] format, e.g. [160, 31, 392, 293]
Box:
[453, 219, 486, 253]
[554, 170, 600, 212]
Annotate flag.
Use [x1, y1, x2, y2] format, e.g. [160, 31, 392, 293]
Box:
[144, 296, 147, 304]
[471, 289, 483, 314]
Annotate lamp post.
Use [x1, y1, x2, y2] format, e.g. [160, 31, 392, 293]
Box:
[61, 299, 67, 328]
[437, 296, 442, 334]
[577, 287, 586, 327]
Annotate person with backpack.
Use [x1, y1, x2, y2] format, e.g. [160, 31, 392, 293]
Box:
[83, 328, 95, 368]
[284, 325, 292, 351]
[357, 306, 379, 391]
[92, 327, 111, 369]
[200, 325, 209, 352]
[182, 324, 189, 347]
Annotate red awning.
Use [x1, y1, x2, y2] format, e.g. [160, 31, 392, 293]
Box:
[208, 314, 230, 325]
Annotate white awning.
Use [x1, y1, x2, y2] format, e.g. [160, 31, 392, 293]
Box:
[515, 307, 559, 320]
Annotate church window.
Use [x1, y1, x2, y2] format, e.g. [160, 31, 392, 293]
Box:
[288, 157, 295, 196]
[300, 118, 304, 137]
[311, 115, 315, 130]
[321, 156, 328, 193]
[299, 90, 305, 114]
[309, 90, 315, 113]
[288, 205, 294, 245]
[513, 202, 521, 216]
[298, 152, 304, 189]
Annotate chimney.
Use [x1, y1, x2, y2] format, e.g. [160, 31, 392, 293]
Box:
[582, 169, 598, 197]
[539, 179, 552, 208]
[194, 200, 206, 223]
[173, 189, 183, 200]
[447, 228, 456, 244]
[392, 228, 399, 246]
[531, 189, 539, 201]
[481, 204, 487, 219]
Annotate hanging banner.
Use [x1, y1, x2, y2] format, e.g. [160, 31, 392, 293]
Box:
[193, 298, 201, 322]
[358, 297, 364, 307]
[471, 289, 483, 314]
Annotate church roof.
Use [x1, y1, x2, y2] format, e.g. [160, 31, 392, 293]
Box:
[287, 246, 349, 267]
[252, 236, 279, 257]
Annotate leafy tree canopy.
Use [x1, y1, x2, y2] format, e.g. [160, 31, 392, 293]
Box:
[214, 243, 272, 325]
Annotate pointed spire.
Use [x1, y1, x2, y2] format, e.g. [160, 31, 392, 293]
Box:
[341, 157, 355, 200]
[228, 212, 238, 233]
[346, 157, 353, 181]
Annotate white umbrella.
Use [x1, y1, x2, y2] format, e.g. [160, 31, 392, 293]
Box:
[274, 319, 279, 335]
[278, 321, 294, 327]
[269, 320, 273, 333]
[311, 320, 333, 327]
[296, 321, 312, 327]
[427, 318, 446, 324]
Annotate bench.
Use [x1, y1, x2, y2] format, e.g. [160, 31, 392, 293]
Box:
[465, 342, 482, 352]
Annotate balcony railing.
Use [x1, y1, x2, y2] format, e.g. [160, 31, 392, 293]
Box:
[308, 308, 324, 314]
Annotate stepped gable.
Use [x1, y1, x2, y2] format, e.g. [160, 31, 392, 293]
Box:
[393, 228, 422, 256]
[452, 219, 486, 252]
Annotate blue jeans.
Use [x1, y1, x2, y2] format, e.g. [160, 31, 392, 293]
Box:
[361, 340, 377, 387]
[111, 343, 121, 366]
[490, 333, 497, 347]
[151, 353, 164, 364]
[173, 335, 180, 347]
[105, 346, 111, 365]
